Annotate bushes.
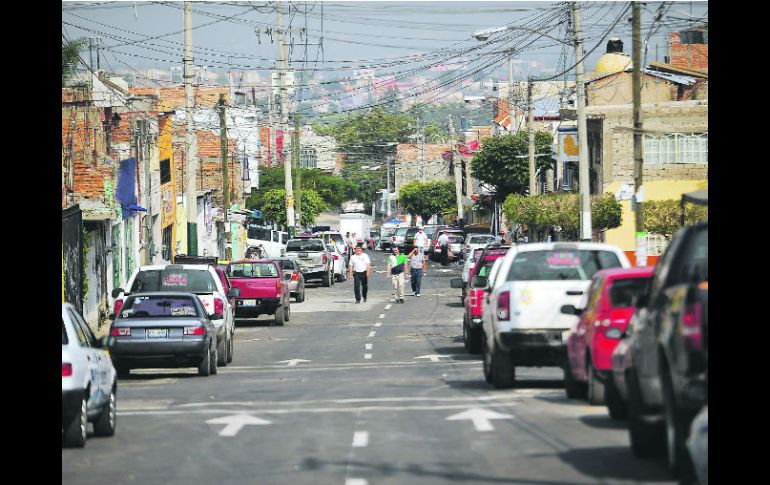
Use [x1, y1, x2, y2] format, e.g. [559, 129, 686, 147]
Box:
[643, 199, 708, 239]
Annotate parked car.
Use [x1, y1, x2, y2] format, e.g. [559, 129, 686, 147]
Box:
[109, 292, 219, 377]
[391, 226, 411, 251]
[315, 230, 349, 264]
[62, 303, 117, 447]
[479, 242, 631, 389]
[379, 226, 397, 251]
[463, 234, 498, 259]
[429, 229, 464, 261]
[461, 248, 484, 292]
[245, 225, 288, 258]
[284, 237, 335, 287]
[625, 221, 708, 481]
[326, 243, 348, 282]
[113, 263, 238, 368]
[273, 258, 306, 303]
[562, 267, 655, 410]
[227, 260, 291, 325]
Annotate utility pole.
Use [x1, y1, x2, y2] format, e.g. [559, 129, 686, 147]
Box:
[632, 2, 646, 266]
[572, 2, 592, 241]
[527, 78, 536, 197]
[219, 94, 231, 260]
[508, 49, 516, 132]
[418, 117, 425, 182]
[268, 90, 277, 166]
[387, 157, 394, 217]
[293, 112, 302, 230]
[277, 2, 295, 235]
[448, 115, 464, 222]
[183, 1, 198, 255]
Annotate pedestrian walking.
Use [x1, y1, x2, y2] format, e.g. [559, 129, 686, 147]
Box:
[386, 247, 407, 303]
[348, 245, 371, 304]
[438, 232, 450, 266]
[408, 247, 427, 296]
[413, 226, 428, 253]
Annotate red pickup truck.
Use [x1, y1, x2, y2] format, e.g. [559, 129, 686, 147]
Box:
[226, 260, 291, 326]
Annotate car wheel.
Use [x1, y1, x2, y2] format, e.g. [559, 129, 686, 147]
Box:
[198, 345, 211, 377]
[274, 306, 285, 326]
[115, 364, 131, 379]
[227, 333, 234, 364]
[463, 316, 481, 354]
[564, 361, 587, 400]
[210, 345, 218, 375]
[295, 287, 305, 303]
[605, 378, 627, 420]
[587, 358, 606, 405]
[481, 332, 493, 384]
[662, 370, 696, 480]
[284, 303, 290, 323]
[627, 368, 665, 457]
[93, 384, 117, 437]
[322, 272, 331, 287]
[63, 393, 87, 447]
[490, 340, 516, 389]
[217, 333, 228, 367]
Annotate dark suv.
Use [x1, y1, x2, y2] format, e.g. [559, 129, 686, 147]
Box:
[626, 221, 708, 481]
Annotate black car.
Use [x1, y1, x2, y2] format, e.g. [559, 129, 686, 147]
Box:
[626, 221, 708, 481]
[402, 227, 421, 253]
[108, 292, 219, 378]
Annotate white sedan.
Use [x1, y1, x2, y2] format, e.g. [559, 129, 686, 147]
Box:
[62, 303, 117, 447]
[326, 243, 348, 282]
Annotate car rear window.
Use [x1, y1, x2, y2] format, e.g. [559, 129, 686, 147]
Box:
[477, 259, 499, 277]
[130, 268, 217, 293]
[277, 260, 296, 270]
[120, 295, 201, 318]
[395, 227, 409, 236]
[469, 235, 496, 244]
[286, 240, 325, 251]
[62, 319, 69, 345]
[506, 250, 623, 281]
[228, 262, 279, 278]
[448, 235, 464, 243]
[609, 277, 652, 307]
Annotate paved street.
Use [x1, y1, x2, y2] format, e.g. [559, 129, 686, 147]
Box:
[63, 255, 674, 485]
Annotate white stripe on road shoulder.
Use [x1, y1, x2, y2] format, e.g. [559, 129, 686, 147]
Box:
[379, 314, 385, 319]
[352, 431, 369, 447]
[346, 479, 368, 485]
[364, 354, 372, 359]
[385, 304, 392, 310]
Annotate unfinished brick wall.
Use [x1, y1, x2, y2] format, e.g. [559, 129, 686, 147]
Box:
[62, 101, 113, 205]
[129, 85, 231, 110]
[669, 32, 708, 71]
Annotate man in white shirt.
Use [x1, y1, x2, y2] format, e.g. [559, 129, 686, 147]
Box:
[348, 245, 372, 303]
[437, 232, 450, 266]
[413, 227, 428, 253]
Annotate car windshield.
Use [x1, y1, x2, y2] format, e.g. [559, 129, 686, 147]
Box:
[470, 235, 496, 244]
[228, 262, 279, 278]
[382, 228, 395, 237]
[120, 295, 201, 318]
[286, 239, 325, 252]
[247, 226, 271, 240]
[62, 319, 68, 345]
[506, 250, 623, 281]
[448, 235, 464, 243]
[609, 277, 652, 307]
[130, 269, 217, 293]
[395, 227, 409, 236]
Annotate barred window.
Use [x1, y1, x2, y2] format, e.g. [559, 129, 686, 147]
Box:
[644, 133, 708, 164]
[300, 147, 317, 168]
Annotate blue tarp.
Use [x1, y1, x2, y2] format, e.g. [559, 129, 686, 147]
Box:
[116, 157, 137, 220]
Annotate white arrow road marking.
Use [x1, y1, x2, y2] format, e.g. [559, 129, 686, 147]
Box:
[364, 354, 372, 359]
[368, 331, 376, 338]
[385, 304, 392, 310]
[206, 414, 271, 437]
[445, 408, 514, 432]
[346, 480, 368, 485]
[379, 314, 385, 319]
[352, 431, 369, 447]
[414, 354, 450, 362]
[276, 359, 311, 367]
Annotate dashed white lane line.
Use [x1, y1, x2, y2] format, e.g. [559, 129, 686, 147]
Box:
[385, 304, 392, 310]
[346, 479, 368, 485]
[367, 331, 376, 338]
[379, 313, 385, 319]
[365, 343, 373, 350]
[352, 431, 369, 448]
[364, 354, 372, 360]
[374, 322, 382, 328]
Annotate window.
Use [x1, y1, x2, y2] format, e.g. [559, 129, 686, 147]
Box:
[247, 225, 271, 241]
[300, 147, 317, 168]
[162, 226, 172, 261]
[228, 262, 279, 278]
[130, 269, 217, 293]
[644, 133, 708, 164]
[62, 319, 69, 345]
[286, 239, 325, 252]
[563, 162, 577, 191]
[160, 159, 171, 184]
[609, 277, 652, 308]
[121, 295, 200, 318]
[506, 250, 622, 282]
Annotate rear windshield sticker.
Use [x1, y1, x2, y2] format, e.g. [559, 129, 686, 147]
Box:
[163, 273, 187, 286]
[171, 307, 196, 316]
[547, 252, 581, 267]
[121, 310, 132, 318]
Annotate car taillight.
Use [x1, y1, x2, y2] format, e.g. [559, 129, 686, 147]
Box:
[497, 291, 510, 320]
[682, 302, 703, 350]
[184, 326, 206, 335]
[110, 327, 131, 336]
[62, 363, 73, 377]
[113, 298, 123, 315]
[214, 298, 224, 315]
[275, 279, 282, 295]
[292, 271, 300, 281]
[323, 254, 328, 264]
[333, 254, 339, 260]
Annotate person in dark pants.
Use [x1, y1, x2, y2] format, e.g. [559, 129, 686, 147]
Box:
[408, 247, 427, 296]
[438, 232, 449, 266]
[348, 245, 371, 303]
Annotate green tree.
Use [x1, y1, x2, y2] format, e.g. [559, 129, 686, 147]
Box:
[259, 188, 328, 227]
[246, 166, 358, 212]
[62, 38, 87, 86]
[381, 85, 403, 114]
[471, 131, 555, 201]
[643, 199, 708, 239]
[399, 181, 456, 223]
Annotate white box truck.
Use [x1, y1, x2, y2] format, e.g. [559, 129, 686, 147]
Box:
[339, 212, 372, 245]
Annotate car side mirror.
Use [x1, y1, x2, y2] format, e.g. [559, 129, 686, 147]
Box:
[472, 276, 488, 288]
[210, 313, 224, 320]
[560, 304, 582, 316]
[227, 288, 240, 298]
[111, 288, 124, 298]
[450, 277, 464, 289]
[108, 314, 116, 321]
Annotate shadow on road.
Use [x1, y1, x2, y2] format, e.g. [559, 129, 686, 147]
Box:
[120, 371, 199, 381]
[444, 301, 464, 308]
[234, 318, 279, 328]
[577, 414, 627, 430]
[557, 446, 672, 482]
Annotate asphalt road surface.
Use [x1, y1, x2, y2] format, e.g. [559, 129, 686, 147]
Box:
[62, 254, 676, 485]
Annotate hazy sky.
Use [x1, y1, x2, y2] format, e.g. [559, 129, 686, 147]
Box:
[62, 1, 708, 82]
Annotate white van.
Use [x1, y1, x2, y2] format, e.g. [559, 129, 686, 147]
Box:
[246, 225, 288, 259]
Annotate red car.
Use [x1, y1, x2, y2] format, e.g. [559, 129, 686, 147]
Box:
[226, 260, 291, 326]
[563, 267, 655, 407]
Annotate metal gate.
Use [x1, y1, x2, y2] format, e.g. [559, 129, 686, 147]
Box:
[62, 205, 83, 314]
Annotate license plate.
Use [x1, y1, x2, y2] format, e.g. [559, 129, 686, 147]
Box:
[147, 328, 168, 339]
[239, 299, 257, 307]
[299, 252, 308, 258]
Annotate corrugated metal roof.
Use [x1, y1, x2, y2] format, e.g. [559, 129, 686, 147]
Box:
[586, 68, 698, 86]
